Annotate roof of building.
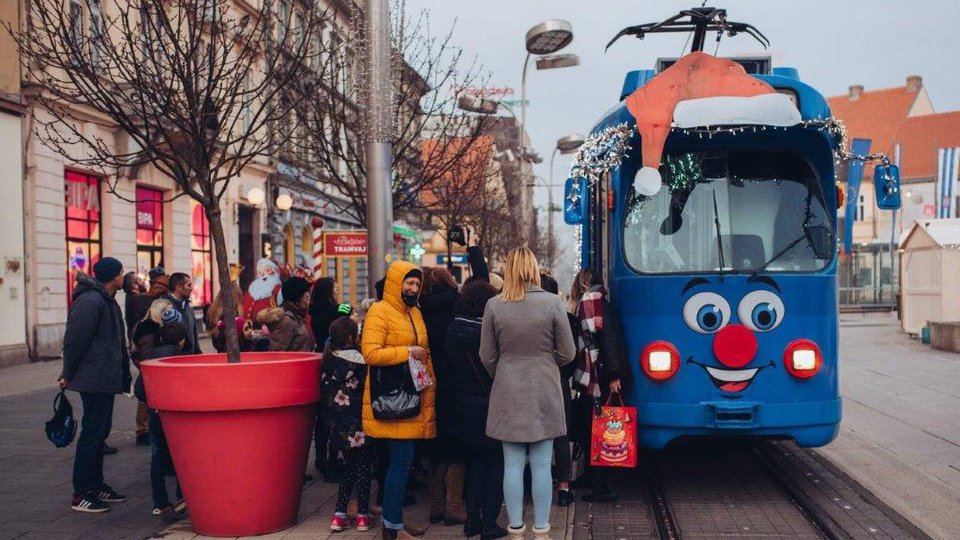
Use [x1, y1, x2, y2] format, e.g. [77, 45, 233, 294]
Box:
[901, 218, 960, 248]
[827, 85, 920, 156]
[893, 111, 960, 180]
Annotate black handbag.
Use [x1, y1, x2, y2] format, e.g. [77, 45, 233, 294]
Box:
[45, 391, 77, 448]
[369, 362, 421, 420]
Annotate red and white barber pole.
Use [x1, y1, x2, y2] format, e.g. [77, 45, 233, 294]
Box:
[311, 217, 324, 278]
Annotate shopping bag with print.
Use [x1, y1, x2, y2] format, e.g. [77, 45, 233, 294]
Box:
[589, 393, 638, 468]
[408, 353, 433, 392]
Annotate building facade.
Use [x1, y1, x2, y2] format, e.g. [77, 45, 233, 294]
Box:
[0, 0, 27, 367]
[828, 76, 960, 307]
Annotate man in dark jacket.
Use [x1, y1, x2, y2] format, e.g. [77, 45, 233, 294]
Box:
[122, 272, 153, 446]
[58, 257, 131, 514]
[154, 272, 201, 354]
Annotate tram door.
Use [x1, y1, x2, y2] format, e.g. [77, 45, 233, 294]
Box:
[588, 172, 613, 288]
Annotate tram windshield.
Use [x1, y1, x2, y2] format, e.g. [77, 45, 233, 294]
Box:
[623, 149, 832, 274]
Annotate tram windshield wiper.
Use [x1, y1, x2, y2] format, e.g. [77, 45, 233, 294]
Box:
[712, 190, 727, 276]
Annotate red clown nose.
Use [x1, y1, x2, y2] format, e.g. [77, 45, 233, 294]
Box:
[712, 324, 758, 368]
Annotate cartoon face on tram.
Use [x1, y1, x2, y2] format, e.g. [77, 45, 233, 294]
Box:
[568, 58, 870, 450]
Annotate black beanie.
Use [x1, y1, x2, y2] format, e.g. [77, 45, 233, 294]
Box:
[93, 257, 123, 283]
[281, 277, 311, 304]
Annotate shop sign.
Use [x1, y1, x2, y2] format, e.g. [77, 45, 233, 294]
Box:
[437, 254, 468, 265]
[324, 231, 367, 257]
[137, 211, 154, 227]
[65, 181, 100, 212]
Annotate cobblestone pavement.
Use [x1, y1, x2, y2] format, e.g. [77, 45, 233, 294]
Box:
[0, 385, 166, 540]
[817, 314, 960, 540]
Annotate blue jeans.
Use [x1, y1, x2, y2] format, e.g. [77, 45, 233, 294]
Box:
[382, 440, 416, 530]
[72, 393, 114, 495]
[149, 411, 181, 508]
[503, 439, 553, 530]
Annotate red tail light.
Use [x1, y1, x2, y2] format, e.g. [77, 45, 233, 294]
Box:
[640, 341, 680, 381]
[783, 339, 822, 379]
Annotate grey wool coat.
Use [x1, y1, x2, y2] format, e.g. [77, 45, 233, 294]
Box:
[479, 285, 577, 443]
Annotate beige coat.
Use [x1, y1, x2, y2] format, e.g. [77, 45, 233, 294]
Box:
[479, 286, 576, 443]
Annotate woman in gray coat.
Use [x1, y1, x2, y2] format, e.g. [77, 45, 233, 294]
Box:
[480, 247, 576, 539]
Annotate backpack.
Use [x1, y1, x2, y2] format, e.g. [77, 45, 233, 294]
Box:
[45, 391, 77, 448]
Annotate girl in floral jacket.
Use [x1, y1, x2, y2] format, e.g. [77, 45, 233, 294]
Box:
[321, 317, 373, 532]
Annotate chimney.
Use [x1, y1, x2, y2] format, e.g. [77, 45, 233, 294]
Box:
[906, 75, 922, 92]
[848, 85, 864, 101]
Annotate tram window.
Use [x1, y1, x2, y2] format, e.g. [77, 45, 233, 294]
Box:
[623, 149, 831, 274]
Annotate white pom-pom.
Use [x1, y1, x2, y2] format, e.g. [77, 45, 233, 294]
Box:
[634, 166, 662, 196]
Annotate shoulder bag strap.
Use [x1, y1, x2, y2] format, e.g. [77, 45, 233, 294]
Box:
[465, 351, 487, 392]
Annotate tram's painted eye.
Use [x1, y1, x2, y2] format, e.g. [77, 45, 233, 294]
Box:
[682, 293, 730, 334]
[738, 290, 785, 332]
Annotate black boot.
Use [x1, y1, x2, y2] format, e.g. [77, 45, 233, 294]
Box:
[464, 516, 482, 537]
[481, 525, 509, 540]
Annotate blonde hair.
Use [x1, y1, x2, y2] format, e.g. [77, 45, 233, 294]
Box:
[147, 299, 173, 324]
[488, 273, 503, 292]
[499, 247, 541, 302]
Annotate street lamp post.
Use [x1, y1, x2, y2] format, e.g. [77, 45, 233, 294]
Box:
[364, 0, 395, 295]
[520, 19, 577, 247]
[545, 133, 584, 268]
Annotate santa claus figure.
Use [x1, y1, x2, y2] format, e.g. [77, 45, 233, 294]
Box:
[243, 258, 283, 323]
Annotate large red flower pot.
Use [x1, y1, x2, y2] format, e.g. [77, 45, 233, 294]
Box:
[140, 352, 320, 537]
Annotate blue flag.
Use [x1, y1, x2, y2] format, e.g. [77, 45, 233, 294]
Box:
[843, 138, 872, 255]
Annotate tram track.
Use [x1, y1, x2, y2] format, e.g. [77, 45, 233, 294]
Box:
[588, 439, 926, 540]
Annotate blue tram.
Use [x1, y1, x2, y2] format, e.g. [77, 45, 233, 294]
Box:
[564, 8, 901, 449]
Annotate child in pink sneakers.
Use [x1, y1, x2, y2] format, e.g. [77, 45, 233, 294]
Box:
[321, 317, 373, 532]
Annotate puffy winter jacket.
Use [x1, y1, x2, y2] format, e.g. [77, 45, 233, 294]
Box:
[62, 274, 131, 394]
[361, 260, 436, 440]
[445, 314, 499, 454]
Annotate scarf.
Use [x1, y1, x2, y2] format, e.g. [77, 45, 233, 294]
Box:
[574, 285, 606, 398]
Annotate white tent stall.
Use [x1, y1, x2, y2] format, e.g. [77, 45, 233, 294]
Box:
[899, 219, 960, 338]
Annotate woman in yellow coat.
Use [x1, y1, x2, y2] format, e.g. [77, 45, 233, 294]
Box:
[362, 261, 436, 540]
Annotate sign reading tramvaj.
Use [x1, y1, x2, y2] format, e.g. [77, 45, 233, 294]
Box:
[323, 231, 368, 257]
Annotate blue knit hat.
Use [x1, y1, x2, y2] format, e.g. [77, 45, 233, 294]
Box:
[160, 308, 183, 326]
[93, 257, 123, 283]
[148, 266, 166, 281]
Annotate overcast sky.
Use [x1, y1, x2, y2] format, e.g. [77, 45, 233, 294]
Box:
[406, 0, 960, 281]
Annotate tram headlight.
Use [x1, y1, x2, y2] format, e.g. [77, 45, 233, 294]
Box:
[783, 339, 822, 379]
[641, 341, 680, 381]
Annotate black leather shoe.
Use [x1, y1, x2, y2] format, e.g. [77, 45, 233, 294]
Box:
[557, 489, 574, 507]
[101, 443, 118, 455]
[136, 433, 150, 446]
[464, 519, 482, 537]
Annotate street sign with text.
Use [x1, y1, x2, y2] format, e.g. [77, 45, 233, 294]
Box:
[323, 231, 368, 258]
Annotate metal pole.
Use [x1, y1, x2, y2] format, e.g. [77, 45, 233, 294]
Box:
[364, 0, 394, 295]
[548, 147, 558, 269]
[519, 52, 531, 246]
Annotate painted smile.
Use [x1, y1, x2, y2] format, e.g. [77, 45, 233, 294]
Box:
[686, 358, 774, 393]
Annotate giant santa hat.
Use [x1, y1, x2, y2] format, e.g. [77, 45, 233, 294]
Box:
[625, 52, 801, 196]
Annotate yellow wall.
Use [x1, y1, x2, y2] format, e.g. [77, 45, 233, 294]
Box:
[0, 1, 20, 98]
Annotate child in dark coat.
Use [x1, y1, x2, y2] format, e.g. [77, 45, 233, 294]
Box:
[321, 317, 372, 533]
[145, 319, 190, 522]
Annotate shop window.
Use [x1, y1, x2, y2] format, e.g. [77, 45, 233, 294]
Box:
[136, 187, 164, 278]
[284, 222, 295, 269]
[65, 171, 102, 305]
[301, 225, 313, 270]
[190, 200, 212, 305]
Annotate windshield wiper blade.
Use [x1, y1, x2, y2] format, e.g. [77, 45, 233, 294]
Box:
[712, 190, 726, 278]
[749, 233, 806, 279]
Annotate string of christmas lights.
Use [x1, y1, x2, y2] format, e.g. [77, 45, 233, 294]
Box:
[565, 117, 896, 272]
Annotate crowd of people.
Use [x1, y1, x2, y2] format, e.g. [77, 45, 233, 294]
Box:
[58, 244, 629, 540]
